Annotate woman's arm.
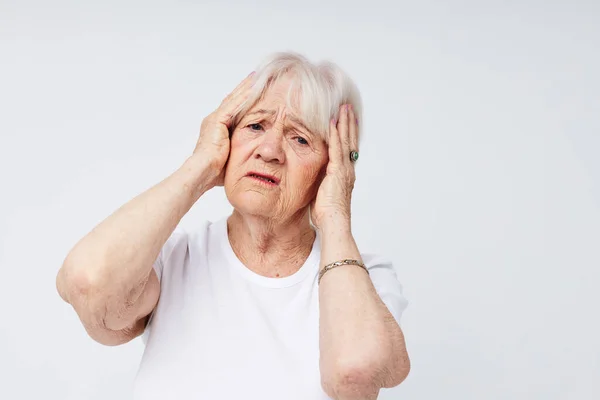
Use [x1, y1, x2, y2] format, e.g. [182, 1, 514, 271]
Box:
[56, 72, 254, 346]
[313, 105, 410, 399]
[56, 155, 216, 345]
[318, 218, 410, 400]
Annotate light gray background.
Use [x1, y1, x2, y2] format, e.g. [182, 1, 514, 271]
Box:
[1, 1, 599, 399]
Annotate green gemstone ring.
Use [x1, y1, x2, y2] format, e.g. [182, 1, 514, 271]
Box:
[350, 150, 359, 162]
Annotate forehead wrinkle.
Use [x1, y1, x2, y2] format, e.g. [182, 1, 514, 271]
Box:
[247, 108, 277, 118]
[245, 108, 315, 138]
[287, 115, 312, 135]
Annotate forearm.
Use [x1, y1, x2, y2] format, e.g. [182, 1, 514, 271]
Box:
[57, 155, 215, 305]
[317, 216, 395, 398]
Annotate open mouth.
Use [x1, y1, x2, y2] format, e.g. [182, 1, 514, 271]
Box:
[247, 172, 279, 185]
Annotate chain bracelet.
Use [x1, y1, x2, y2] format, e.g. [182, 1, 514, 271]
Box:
[318, 259, 369, 284]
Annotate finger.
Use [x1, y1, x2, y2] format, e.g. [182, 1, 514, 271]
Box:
[217, 72, 256, 125]
[220, 71, 255, 105]
[338, 104, 351, 162]
[219, 71, 255, 113]
[348, 104, 359, 158]
[328, 116, 343, 165]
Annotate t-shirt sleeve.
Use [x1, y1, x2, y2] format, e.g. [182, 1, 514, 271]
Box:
[151, 245, 165, 283]
[142, 227, 188, 345]
[362, 253, 409, 328]
[150, 226, 188, 283]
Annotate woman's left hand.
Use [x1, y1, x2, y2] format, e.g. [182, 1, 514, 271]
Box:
[310, 104, 359, 231]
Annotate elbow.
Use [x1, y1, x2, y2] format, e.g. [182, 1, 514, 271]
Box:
[382, 321, 411, 388]
[56, 258, 109, 325]
[56, 262, 84, 305]
[387, 354, 410, 388]
[56, 255, 100, 304]
[323, 366, 381, 400]
[56, 257, 147, 347]
[326, 350, 411, 398]
[321, 357, 384, 400]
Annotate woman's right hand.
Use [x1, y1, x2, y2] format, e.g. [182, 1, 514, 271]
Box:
[193, 71, 255, 187]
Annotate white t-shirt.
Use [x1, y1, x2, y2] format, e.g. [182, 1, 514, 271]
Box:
[133, 216, 408, 400]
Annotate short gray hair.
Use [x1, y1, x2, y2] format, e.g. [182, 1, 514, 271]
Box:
[232, 51, 363, 145]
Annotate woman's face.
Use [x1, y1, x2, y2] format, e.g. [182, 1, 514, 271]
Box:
[224, 75, 328, 221]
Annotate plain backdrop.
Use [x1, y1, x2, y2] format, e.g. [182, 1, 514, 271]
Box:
[1, 1, 599, 399]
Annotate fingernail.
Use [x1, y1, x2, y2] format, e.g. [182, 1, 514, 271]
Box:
[356, 116, 359, 125]
[248, 71, 255, 77]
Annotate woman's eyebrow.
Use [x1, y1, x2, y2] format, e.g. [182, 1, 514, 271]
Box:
[247, 109, 313, 136]
[287, 115, 312, 136]
[246, 109, 277, 118]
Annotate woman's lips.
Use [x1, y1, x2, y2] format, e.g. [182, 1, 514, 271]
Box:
[246, 172, 280, 185]
[247, 175, 277, 186]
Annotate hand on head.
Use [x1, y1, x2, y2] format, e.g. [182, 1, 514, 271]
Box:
[193, 71, 256, 188]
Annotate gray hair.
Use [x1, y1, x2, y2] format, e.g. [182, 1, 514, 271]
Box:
[232, 51, 363, 145]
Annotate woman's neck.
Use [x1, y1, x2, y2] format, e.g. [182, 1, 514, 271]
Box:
[226, 210, 316, 278]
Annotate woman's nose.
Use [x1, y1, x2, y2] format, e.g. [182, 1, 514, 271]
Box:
[255, 127, 286, 164]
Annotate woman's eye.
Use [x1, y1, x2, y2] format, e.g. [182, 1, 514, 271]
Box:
[295, 136, 309, 145]
[248, 123, 263, 131]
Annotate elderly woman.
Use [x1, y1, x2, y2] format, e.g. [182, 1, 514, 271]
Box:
[56, 52, 410, 400]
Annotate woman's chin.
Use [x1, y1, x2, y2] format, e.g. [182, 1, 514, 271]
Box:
[229, 192, 278, 217]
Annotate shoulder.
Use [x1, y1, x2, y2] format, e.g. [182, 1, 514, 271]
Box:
[153, 220, 214, 279]
[361, 252, 409, 326]
[163, 220, 214, 255]
[360, 253, 404, 284]
[162, 226, 190, 254]
[361, 253, 395, 270]
[361, 253, 404, 284]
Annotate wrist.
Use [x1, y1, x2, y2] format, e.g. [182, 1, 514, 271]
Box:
[315, 205, 351, 228]
[317, 215, 352, 236]
[180, 155, 221, 200]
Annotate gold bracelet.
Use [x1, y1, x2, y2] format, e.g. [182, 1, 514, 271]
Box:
[318, 259, 369, 284]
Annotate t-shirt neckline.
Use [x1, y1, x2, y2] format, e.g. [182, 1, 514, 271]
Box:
[215, 216, 320, 288]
